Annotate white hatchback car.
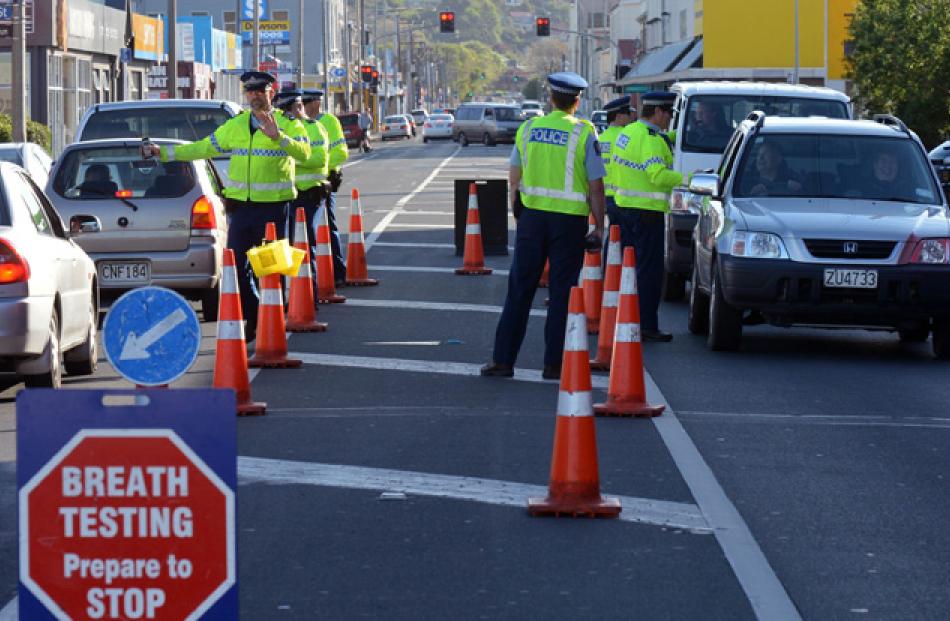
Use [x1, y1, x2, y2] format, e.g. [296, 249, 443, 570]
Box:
[0, 162, 100, 388]
[381, 115, 413, 141]
[422, 114, 454, 142]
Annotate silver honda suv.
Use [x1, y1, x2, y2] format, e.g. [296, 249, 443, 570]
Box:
[687, 112, 950, 357]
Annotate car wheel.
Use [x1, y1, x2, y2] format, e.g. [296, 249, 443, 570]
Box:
[687, 261, 709, 335]
[64, 295, 99, 376]
[483, 133, 495, 146]
[932, 319, 950, 359]
[24, 308, 63, 388]
[707, 264, 742, 351]
[423, 137, 429, 143]
[662, 271, 687, 302]
[899, 323, 930, 343]
[459, 133, 469, 147]
[201, 284, 220, 322]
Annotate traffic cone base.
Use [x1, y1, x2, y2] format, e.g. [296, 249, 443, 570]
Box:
[237, 401, 267, 416]
[317, 292, 347, 304]
[456, 183, 493, 275]
[593, 401, 665, 418]
[455, 266, 493, 275]
[248, 355, 303, 369]
[286, 320, 327, 333]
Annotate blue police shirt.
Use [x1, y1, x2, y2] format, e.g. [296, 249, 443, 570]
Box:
[509, 131, 606, 181]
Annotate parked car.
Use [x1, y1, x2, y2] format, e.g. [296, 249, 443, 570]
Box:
[452, 103, 524, 146]
[0, 142, 54, 189]
[339, 112, 369, 151]
[930, 140, 950, 194]
[663, 81, 852, 301]
[76, 99, 242, 177]
[46, 139, 228, 321]
[381, 115, 413, 141]
[422, 114, 455, 142]
[590, 110, 608, 134]
[687, 112, 950, 357]
[0, 161, 100, 388]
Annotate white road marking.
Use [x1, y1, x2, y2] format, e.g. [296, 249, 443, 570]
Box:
[385, 223, 454, 229]
[0, 597, 15, 621]
[286, 352, 607, 387]
[369, 265, 509, 276]
[394, 210, 456, 216]
[342, 297, 544, 317]
[237, 456, 710, 532]
[365, 147, 462, 251]
[644, 373, 801, 620]
[679, 410, 950, 430]
[371, 242, 457, 249]
[341, 152, 380, 169]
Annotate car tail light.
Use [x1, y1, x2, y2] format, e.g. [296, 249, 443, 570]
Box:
[424, 122, 432, 128]
[383, 125, 389, 131]
[0, 238, 30, 284]
[910, 238, 950, 264]
[191, 195, 217, 236]
[115, 189, 133, 198]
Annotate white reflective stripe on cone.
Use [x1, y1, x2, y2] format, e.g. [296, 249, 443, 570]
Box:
[350, 229, 365, 244]
[261, 288, 283, 306]
[468, 195, 478, 210]
[217, 320, 244, 341]
[620, 266, 638, 295]
[581, 266, 601, 281]
[606, 241, 621, 265]
[316, 245, 331, 256]
[556, 390, 594, 417]
[563, 312, 589, 352]
[615, 322, 641, 343]
[465, 224, 481, 235]
[602, 291, 619, 308]
[295, 222, 308, 243]
[221, 267, 239, 294]
[296, 261, 311, 278]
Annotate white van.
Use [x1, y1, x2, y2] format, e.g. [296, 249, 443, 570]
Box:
[662, 81, 852, 300]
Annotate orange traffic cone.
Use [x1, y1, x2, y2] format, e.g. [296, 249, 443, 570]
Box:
[286, 207, 327, 333]
[594, 247, 665, 418]
[213, 249, 266, 416]
[580, 250, 603, 335]
[455, 182, 493, 275]
[249, 222, 303, 368]
[315, 204, 346, 303]
[345, 188, 379, 286]
[528, 287, 621, 518]
[590, 225, 622, 371]
[538, 259, 550, 288]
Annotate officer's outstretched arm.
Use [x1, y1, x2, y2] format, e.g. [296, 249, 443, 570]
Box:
[645, 141, 684, 191]
[160, 126, 229, 163]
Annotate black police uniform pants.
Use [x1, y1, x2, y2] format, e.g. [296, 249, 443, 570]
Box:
[615, 207, 664, 332]
[226, 201, 289, 333]
[492, 207, 588, 368]
[290, 185, 326, 301]
[325, 190, 347, 280]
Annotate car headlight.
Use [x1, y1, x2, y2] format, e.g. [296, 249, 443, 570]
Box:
[911, 238, 950, 264]
[730, 231, 788, 259]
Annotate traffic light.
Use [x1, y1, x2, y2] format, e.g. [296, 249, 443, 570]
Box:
[439, 11, 455, 33]
[371, 69, 379, 86]
[360, 65, 373, 83]
[536, 17, 550, 36]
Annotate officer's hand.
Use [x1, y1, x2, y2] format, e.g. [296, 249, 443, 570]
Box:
[140, 144, 160, 158]
[584, 230, 603, 252]
[256, 111, 281, 140]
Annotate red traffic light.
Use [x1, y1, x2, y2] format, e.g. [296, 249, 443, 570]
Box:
[536, 17, 551, 36]
[360, 65, 374, 82]
[439, 11, 455, 33]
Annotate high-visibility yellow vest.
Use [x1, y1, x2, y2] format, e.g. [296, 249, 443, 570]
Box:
[161, 109, 310, 203]
[597, 125, 623, 198]
[515, 110, 593, 217]
[295, 118, 329, 191]
[611, 120, 683, 212]
[317, 113, 348, 172]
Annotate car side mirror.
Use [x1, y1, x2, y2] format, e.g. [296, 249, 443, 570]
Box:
[689, 172, 721, 197]
[69, 215, 102, 236]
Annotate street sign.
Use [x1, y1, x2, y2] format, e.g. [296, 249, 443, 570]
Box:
[240, 19, 290, 32]
[102, 287, 201, 387]
[241, 29, 290, 45]
[623, 84, 649, 94]
[240, 0, 267, 20]
[17, 389, 237, 620]
[119, 47, 132, 64]
[0, 0, 34, 38]
[331, 67, 346, 78]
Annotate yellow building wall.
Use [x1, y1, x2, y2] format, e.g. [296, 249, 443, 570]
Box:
[694, 0, 704, 36]
[827, 0, 858, 79]
[704, 0, 826, 68]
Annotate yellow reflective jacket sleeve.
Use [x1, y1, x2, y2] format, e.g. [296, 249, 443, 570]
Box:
[319, 113, 349, 170]
[159, 119, 235, 162]
[644, 134, 684, 191]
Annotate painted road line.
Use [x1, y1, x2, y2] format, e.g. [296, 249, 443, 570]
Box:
[343, 297, 545, 317]
[341, 152, 380, 169]
[678, 410, 950, 429]
[369, 265, 509, 276]
[393, 210, 456, 216]
[644, 372, 802, 620]
[0, 597, 15, 621]
[286, 352, 607, 388]
[365, 147, 462, 251]
[370, 242, 515, 252]
[385, 223, 455, 229]
[237, 457, 710, 532]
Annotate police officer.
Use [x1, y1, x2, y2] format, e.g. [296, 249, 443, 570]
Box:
[598, 95, 635, 254]
[277, 88, 330, 301]
[481, 72, 606, 380]
[610, 91, 682, 342]
[302, 90, 349, 285]
[142, 71, 311, 341]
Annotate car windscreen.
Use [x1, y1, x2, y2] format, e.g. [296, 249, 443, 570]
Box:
[521, 103, 541, 110]
[494, 107, 521, 122]
[733, 133, 941, 204]
[591, 112, 607, 123]
[53, 146, 197, 200]
[683, 95, 849, 154]
[0, 148, 23, 167]
[80, 108, 233, 147]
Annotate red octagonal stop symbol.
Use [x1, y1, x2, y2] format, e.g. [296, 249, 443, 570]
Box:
[20, 430, 235, 620]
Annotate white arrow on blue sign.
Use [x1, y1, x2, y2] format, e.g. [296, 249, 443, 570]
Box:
[103, 287, 202, 386]
[331, 67, 346, 78]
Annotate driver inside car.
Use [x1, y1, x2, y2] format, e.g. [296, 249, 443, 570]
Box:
[744, 142, 803, 196]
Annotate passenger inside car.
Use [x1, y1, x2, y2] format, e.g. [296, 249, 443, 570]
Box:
[742, 142, 803, 196]
[145, 161, 195, 198]
[78, 164, 118, 198]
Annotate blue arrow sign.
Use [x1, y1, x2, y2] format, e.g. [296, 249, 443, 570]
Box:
[331, 67, 346, 78]
[103, 287, 202, 386]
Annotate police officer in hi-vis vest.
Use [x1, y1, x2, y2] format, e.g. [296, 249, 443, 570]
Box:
[142, 71, 311, 342]
[481, 72, 606, 380]
[598, 95, 635, 257]
[609, 91, 682, 342]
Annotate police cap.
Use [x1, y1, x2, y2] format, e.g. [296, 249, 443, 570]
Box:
[240, 71, 277, 92]
[546, 72, 588, 95]
[603, 95, 632, 113]
[274, 89, 303, 109]
[642, 91, 676, 108]
[301, 89, 325, 104]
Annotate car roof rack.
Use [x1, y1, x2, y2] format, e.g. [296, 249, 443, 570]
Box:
[872, 114, 910, 135]
[745, 110, 767, 132]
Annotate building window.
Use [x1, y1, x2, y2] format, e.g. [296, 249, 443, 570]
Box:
[272, 9, 289, 21]
[680, 9, 687, 39]
[223, 10, 236, 33]
[192, 11, 209, 16]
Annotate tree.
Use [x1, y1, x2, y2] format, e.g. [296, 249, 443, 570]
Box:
[847, 0, 950, 148]
[522, 78, 542, 101]
[0, 115, 52, 152]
